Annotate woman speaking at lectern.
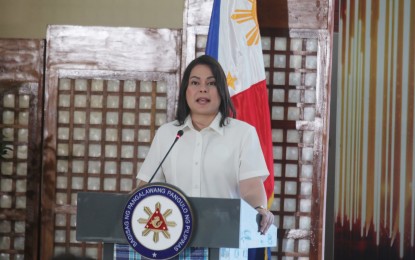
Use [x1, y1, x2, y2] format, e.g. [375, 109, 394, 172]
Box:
[135, 55, 274, 235]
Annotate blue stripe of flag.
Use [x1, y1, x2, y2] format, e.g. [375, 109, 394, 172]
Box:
[205, 0, 221, 60]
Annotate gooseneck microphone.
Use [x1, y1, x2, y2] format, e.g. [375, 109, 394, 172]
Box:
[148, 130, 184, 183]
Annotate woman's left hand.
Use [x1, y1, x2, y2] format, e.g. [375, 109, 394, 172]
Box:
[239, 177, 275, 235]
[256, 207, 274, 235]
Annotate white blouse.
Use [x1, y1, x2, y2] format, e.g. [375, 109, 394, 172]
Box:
[137, 113, 269, 198]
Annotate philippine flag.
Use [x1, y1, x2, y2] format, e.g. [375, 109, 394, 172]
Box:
[206, 0, 274, 258]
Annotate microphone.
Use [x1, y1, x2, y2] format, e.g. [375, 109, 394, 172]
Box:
[148, 130, 184, 183]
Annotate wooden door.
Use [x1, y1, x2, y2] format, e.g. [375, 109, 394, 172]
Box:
[182, 0, 334, 259]
[0, 39, 45, 260]
[41, 25, 182, 259]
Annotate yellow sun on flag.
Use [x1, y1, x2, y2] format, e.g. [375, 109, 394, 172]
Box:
[226, 72, 237, 90]
[230, 0, 260, 46]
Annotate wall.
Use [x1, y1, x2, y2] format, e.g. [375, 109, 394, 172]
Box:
[0, 0, 184, 39]
[335, 0, 415, 259]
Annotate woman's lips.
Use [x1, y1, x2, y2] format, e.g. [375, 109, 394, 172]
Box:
[196, 97, 210, 104]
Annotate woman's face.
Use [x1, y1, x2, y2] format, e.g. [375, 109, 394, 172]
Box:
[186, 64, 221, 118]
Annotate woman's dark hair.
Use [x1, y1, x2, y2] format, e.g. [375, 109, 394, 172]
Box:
[175, 54, 236, 127]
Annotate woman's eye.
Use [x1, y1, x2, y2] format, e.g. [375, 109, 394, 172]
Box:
[190, 81, 199, 86]
[207, 82, 216, 86]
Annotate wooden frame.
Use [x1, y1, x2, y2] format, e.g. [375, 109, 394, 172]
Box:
[182, 1, 334, 259]
[42, 25, 182, 259]
[0, 39, 45, 260]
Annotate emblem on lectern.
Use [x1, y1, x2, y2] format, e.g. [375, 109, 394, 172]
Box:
[139, 202, 177, 242]
[122, 183, 194, 259]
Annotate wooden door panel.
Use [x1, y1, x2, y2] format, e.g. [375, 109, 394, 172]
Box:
[0, 39, 44, 260]
[42, 25, 181, 259]
[182, 1, 333, 259]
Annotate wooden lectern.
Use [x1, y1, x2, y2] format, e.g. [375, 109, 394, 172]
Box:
[76, 192, 277, 260]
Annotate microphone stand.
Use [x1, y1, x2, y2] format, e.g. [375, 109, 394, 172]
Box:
[148, 130, 183, 183]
